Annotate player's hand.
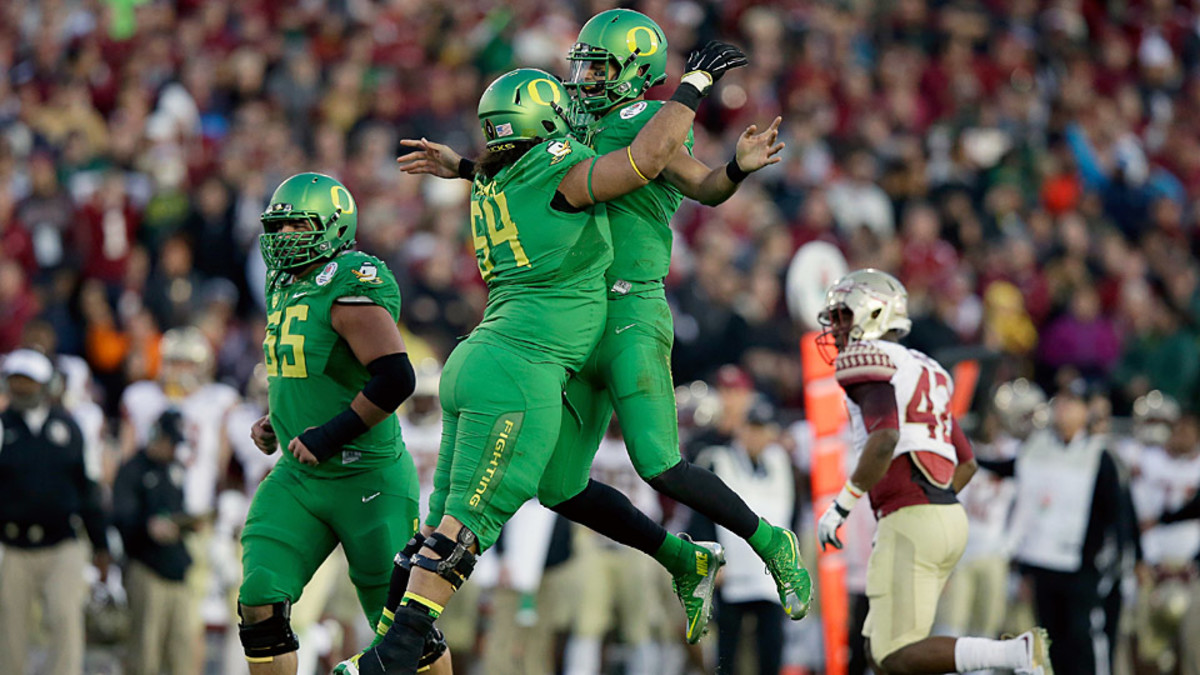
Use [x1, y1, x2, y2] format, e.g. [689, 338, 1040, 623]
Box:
[682, 41, 749, 94]
[397, 138, 463, 179]
[817, 502, 847, 551]
[734, 117, 785, 174]
[288, 431, 320, 466]
[250, 416, 278, 455]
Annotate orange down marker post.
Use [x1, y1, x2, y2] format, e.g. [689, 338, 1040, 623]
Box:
[800, 331, 849, 675]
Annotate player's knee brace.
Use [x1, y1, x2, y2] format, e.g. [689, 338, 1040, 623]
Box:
[411, 527, 478, 590]
[238, 601, 299, 661]
[418, 626, 449, 672]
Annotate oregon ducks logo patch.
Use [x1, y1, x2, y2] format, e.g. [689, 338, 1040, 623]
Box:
[316, 261, 338, 286]
[352, 262, 382, 284]
[547, 139, 573, 165]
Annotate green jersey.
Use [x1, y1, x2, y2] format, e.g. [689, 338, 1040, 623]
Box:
[469, 138, 612, 371]
[263, 250, 405, 476]
[588, 100, 694, 284]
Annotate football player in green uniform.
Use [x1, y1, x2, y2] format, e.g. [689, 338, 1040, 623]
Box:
[391, 8, 812, 632]
[338, 42, 747, 675]
[238, 173, 448, 674]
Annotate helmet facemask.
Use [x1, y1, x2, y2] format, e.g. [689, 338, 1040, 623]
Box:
[260, 212, 344, 274]
[816, 304, 858, 364]
[565, 49, 650, 116]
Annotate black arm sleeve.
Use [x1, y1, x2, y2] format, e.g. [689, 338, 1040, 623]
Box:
[362, 352, 416, 412]
[977, 457, 1017, 478]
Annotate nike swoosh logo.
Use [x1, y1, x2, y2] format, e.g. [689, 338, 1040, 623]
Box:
[362, 492, 381, 503]
[615, 323, 636, 334]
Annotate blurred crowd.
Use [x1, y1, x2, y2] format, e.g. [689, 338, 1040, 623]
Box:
[3, 0, 1200, 673]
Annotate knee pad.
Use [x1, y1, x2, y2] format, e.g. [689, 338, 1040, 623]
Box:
[238, 601, 299, 661]
[411, 527, 478, 590]
[397, 532, 427, 570]
[418, 626, 449, 672]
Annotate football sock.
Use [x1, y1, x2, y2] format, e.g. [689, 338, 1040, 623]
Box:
[385, 562, 408, 614]
[652, 533, 694, 576]
[649, 460, 760, 539]
[550, 479, 668, 556]
[377, 603, 437, 665]
[747, 518, 776, 555]
[953, 636, 1030, 671]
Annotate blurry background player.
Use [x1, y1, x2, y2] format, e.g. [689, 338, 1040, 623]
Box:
[237, 172, 441, 674]
[815, 269, 1054, 675]
[119, 324, 239, 671]
[935, 379, 1045, 639]
[396, 8, 811, 626]
[1130, 396, 1200, 674]
[0, 348, 110, 675]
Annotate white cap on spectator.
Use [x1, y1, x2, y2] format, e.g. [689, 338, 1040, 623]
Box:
[2, 349, 54, 384]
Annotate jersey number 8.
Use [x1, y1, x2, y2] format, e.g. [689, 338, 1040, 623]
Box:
[264, 305, 309, 378]
[471, 191, 530, 283]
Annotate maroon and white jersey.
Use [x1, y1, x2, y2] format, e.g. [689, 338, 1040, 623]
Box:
[836, 339, 972, 519]
[1133, 446, 1200, 565]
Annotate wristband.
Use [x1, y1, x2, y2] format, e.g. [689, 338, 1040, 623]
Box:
[457, 158, 476, 180]
[297, 408, 370, 463]
[725, 159, 749, 183]
[669, 81, 705, 112]
[832, 480, 865, 517]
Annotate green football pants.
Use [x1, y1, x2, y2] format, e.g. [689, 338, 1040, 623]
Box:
[239, 457, 420, 626]
[538, 287, 680, 507]
[425, 338, 569, 551]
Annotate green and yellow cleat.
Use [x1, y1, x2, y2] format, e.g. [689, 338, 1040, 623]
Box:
[671, 535, 725, 644]
[761, 526, 812, 620]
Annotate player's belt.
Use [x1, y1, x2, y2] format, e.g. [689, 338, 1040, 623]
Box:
[607, 278, 664, 297]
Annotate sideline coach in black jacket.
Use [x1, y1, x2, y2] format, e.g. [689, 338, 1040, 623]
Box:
[0, 348, 110, 675]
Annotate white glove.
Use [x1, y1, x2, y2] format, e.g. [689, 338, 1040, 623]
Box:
[818, 481, 865, 551]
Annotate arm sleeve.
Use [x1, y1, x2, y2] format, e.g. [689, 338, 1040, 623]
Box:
[977, 457, 1016, 478]
[1161, 488, 1200, 524]
[951, 418, 974, 463]
[845, 381, 899, 432]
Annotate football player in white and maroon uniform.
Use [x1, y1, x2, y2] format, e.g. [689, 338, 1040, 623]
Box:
[1130, 394, 1200, 672]
[814, 269, 1053, 675]
[120, 326, 239, 517]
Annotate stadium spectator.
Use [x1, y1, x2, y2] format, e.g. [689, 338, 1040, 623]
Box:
[0, 348, 109, 675]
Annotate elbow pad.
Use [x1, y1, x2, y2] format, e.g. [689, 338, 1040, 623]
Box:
[363, 352, 416, 412]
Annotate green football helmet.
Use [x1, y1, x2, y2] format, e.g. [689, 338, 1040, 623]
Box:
[565, 9, 669, 116]
[478, 68, 573, 151]
[259, 172, 357, 273]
